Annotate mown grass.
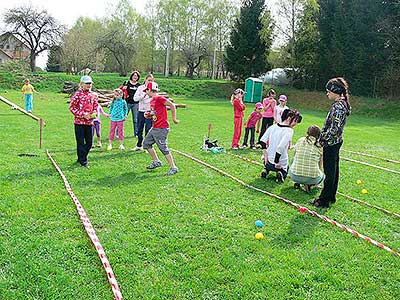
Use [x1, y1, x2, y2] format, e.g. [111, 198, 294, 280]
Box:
[0, 88, 399, 300]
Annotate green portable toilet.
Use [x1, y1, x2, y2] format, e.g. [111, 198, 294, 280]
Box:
[244, 77, 263, 103]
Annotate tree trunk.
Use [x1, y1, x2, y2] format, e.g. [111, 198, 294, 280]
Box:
[30, 53, 36, 72]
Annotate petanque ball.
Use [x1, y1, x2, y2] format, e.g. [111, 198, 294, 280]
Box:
[255, 232, 264, 240]
[255, 220, 263, 228]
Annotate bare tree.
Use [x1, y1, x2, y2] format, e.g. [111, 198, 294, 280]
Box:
[3, 5, 65, 71]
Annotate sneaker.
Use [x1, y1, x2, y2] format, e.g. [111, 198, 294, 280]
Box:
[97, 142, 102, 148]
[146, 160, 162, 169]
[119, 144, 125, 150]
[250, 146, 257, 150]
[231, 147, 239, 150]
[107, 144, 112, 151]
[165, 167, 179, 176]
[132, 146, 143, 151]
[304, 184, 312, 193]
[242, 144, 248, 148]
[261, 170, 269, 178]
[294, 183, 301, 189]
[309, 199, 329, 208]
[276, 171, 284, 183]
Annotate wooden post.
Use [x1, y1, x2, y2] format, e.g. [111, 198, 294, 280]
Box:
[39, 118, 44, 149]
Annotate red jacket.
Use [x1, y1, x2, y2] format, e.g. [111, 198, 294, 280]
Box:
[69, 89, 99, 125]
[232, 98, 246, 118]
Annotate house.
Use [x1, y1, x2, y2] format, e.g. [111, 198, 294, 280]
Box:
[0, 32, 30, 64]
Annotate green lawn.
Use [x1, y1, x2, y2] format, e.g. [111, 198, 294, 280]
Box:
[0, 90, 399, 299]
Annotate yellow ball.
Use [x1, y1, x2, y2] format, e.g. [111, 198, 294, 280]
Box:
[361, 189, 368, 194]
[356, 179, 362, 184]
[255, 232, 264, 240]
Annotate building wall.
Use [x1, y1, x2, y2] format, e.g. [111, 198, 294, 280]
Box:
[0, 34, 30, 62]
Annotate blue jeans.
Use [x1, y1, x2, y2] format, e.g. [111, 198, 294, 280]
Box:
[127, 102, 139, 136]
[24, 94, 33, 111]
[137, 111, 153, 147]
[289, 170, 325, 185]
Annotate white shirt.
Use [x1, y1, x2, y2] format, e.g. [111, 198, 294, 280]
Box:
[260, 123, 294, 170]
[134, 84, 151, 112]
[275, 105, 289, 124]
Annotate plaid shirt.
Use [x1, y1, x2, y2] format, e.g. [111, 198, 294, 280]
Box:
[291, 136, 323, 178]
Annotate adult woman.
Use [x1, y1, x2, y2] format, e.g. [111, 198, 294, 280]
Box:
[121, 71, 141, 137]
[311, 77, 351, 208]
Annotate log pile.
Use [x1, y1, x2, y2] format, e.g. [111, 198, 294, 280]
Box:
[62, 81, 186, 109]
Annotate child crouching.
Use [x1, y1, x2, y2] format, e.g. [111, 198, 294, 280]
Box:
[260, 109, 302, 183]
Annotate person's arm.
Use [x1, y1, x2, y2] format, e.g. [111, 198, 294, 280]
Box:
[244, 114, 251, 127]
[69, 92, 85, 118]
[123, 100, 128, 119]
[91, 97, 99, 119]
[99, 105, 109, 118]
[256, 119, 261, 133]
[134, 86, 145, 102]
[164, 99, 180, 124]
[274, 107, 278, 123]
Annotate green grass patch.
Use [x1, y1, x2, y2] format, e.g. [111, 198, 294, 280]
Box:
[0, 90, 399, 299]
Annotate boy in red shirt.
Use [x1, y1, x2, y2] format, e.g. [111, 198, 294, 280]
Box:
[143, 82, 180, 176]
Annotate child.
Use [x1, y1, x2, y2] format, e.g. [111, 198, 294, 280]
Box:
[311, 77, 351, 208]
[258, 88, 276, 147]
[274, 94, 289, 124]
[142, 82, 180, 176]
[242, 102, 263, 149]
[289, 125, 324, 192]
[231, 88, 246, 149]
[107, 89, 128, 151]
[21, 79, 36, 113]
[260, 109, 302, 183]
[92, 105, 109, 148]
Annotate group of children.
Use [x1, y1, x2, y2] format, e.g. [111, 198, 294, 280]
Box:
[69, 74, 180, 176]
[231, 77, 351, 208]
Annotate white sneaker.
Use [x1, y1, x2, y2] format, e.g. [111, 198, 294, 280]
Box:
[107, 144, 112, 151]
[132, 146, 143, 151]
[119, 144, 125, 150]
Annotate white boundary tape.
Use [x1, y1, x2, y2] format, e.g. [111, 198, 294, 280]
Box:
[46, 150, 123, 300]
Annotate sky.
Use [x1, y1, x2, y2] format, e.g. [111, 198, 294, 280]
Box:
[0, 0, 279, 69]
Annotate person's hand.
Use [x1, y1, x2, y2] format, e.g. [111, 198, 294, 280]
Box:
[83, 113, 91, 120]
[256, 129, 260, 134]
[173, 118, 180, 124]
[275, 163, 281, 169]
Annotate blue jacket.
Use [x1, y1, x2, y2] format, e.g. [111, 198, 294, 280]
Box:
[109, 98, 128, 122]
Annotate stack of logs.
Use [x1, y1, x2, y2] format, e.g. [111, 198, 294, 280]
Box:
[62, 81, 186, 108]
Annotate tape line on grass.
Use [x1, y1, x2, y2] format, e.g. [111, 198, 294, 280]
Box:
[172, 149, 400, 258]
[46, 150, 123, 300]
[342, 149, 400, 165]
[342, 156, 400, 175]
[227, 152, 400, 218]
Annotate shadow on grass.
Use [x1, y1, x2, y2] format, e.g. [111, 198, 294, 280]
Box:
[272, 213, 319, 249]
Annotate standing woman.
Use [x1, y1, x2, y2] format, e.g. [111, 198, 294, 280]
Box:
[121, 71, 141, 137]
[258, 88, 276, 147]
[311, 77, 351, 208]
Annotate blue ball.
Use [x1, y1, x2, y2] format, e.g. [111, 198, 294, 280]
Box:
[255, 220, 263, 228]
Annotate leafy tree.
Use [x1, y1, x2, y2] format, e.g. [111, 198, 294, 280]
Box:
[2, 5, 65, 72]
[61, 17, 104, 74]
[46, 45, 63, 72]
[98, 0, 140, 76]
[225, 0, 271, 81]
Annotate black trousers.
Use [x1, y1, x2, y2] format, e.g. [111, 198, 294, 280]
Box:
[242, 127, 256, 147]
[74, 124, 93, 166]
[258, 117, 274, 148]
[318, 142, 343, 205]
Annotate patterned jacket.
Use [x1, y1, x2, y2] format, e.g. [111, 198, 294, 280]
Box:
[69, 89, 98, 125]
[320, 99, 351, 146]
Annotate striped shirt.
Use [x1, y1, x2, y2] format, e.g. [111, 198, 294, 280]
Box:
[291, 136, 323, 178]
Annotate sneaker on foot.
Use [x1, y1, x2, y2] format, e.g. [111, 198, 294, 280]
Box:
[119, 144, 125, 150]
[250, 146, 257, 150]
[231, 146, 239, 150]
[242, 144, 248, 148]
[97, 142, 102, 148]
[165, 167, 179, 176]
[276, 171, 284, 183]
[147, 160, 162, 169]
[132, 146, 143, 151]
[294, 183, 301, 189]
[107, 144, 112, 151]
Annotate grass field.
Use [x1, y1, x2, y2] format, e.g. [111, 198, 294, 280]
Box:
[0, 87, 399, 299]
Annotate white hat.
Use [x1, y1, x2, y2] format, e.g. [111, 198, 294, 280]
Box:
[80, 75, 92, 84]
